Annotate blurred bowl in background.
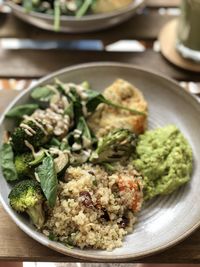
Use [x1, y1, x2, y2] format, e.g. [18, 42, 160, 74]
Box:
[6, 0, 146, 33]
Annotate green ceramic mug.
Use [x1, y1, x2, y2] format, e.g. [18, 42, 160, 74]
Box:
[177, 0, 200, 62]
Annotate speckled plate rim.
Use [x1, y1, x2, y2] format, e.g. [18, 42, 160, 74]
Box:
[0, 62, 200, 262]
[6, 0, 145, 22]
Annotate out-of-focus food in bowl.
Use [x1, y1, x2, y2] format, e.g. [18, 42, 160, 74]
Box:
[11, 0, 134, 30]
[92, 0, 133, 13]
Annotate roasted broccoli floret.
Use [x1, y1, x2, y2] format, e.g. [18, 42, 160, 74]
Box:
[90, 128, 137, 163]
[11, 120, 51, 153]
[9, 180, 45, 229]
[14, 153, 34, 179]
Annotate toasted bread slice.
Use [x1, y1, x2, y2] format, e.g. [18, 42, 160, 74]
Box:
[87, 79, 148, 137]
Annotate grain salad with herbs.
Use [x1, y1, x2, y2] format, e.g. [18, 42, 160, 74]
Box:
[0, 78, 193, 250]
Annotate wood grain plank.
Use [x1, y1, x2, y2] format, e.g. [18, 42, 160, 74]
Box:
[147, 0, 180, 8]
[55, 265, 138, 267]
[0, 49, 199, 81]
[0, 13, 176, 41]
[0, 204, 200, 262]
[0, 205, 78, 262]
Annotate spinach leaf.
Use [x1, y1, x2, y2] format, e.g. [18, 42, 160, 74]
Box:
[73, 101, 83, 125]
[49, 137, 61, 147]
[104, 98, 147, 116]
[64, 102, 74, 119]
[54, 78, 66, 94]
[84, 89, 99, 99]
[68, 117, 94, 156]
[85, 91, 106, 113]
[36, 155, 58, 208]
[85, 90, 146, 116]
[6, 104, 39, 119]
[77, 116, 92, 142]
[31, 86, 56, 102]
[60, 140, 70, 151]
[67, 87, 83, 125]
[0, 143, 18, 181]
[55, 79, 90, 94]
[67, 87, 80, 102]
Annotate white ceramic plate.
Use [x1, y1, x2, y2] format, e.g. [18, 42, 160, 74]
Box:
[6, 0, 145, 33]
[0, 63, 199, 262]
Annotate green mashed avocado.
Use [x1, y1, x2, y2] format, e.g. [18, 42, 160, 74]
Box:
[133, 125, 193, 200]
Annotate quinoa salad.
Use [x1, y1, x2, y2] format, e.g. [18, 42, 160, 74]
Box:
[43, 164, 143, 250]
[0, 78, 193, 250]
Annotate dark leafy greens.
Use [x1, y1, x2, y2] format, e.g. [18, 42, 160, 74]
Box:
[64, 102, 74, 119]
[36, 155, 58, 208]
[77, 116, 94, 147]
[1, 78, 145, 232]
[67, 116, 94, 149]
[55, 79, 146, 118]
[85, 90, 146, 116]
[31, 86, 56, 100]
[67, 87, 83, 124]
[0, 143, 18, 181]
[6, 104, 39, 119]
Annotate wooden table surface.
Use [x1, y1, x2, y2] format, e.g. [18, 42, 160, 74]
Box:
[1, 0, 200, 263]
